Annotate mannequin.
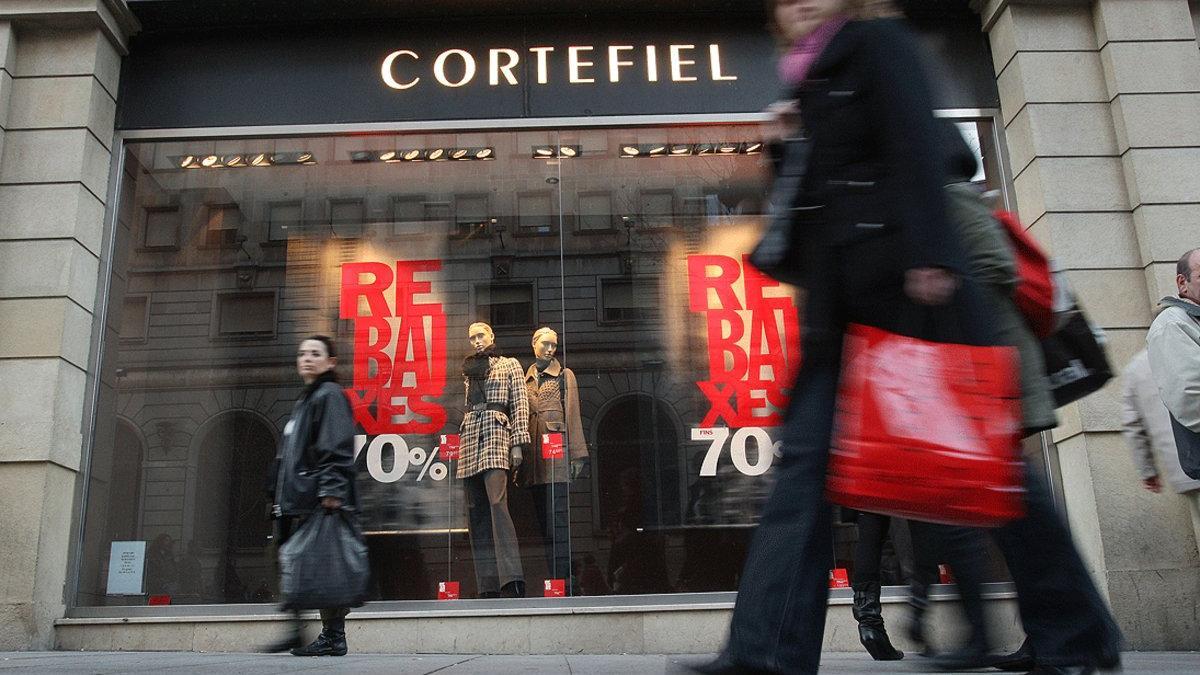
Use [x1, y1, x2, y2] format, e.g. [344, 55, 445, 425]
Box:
[517, 327, 589, 589]
[459, 321, 530, 598]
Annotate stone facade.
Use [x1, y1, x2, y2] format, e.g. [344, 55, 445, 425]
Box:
[0, 0, 138, 651]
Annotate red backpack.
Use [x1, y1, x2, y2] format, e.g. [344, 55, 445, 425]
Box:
[993, 210, 1055, 338]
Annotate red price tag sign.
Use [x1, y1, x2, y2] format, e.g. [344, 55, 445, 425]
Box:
[541, 432, 564, 460]
[828, 568, 850, 589]
[147, 594, 172, 606]
[939, 564, 955, 585]
[438, 434, 461, 460]
[544, 579, 565, 597]
[437, 581, 460, 600]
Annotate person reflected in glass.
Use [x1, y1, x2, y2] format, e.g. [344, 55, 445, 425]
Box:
[265, 335, 357, 656]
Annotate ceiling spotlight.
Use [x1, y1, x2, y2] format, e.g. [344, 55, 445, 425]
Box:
[201, 155, 221, 167]
[718, 143, 739, 154]
[250, 153, 272, 166]
[648, 145, 667, 156]
[670, 144, 692, 156]
[695, 144, 715, 155]
[378, 150, 397, 162]
[298, 152, 316, 165]
[224, 154, 246, 167]
[558, 145, 580, 158]
[475, 148, 494, 160]
[403, 149, 422, 161]
[451, 148, 469, 159]
[743, 142, 764, 154]
[427, 148, 445, 160]
[620, 145, 640, 157]
[533, 145, 555, 158]
[350, 150, 374, 162]
[178, 155, 198, 169]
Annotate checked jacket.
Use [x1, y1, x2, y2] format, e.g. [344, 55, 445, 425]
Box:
[457, 355, 531, 479]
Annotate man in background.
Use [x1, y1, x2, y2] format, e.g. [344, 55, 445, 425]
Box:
[1122, 347, 1200, 548]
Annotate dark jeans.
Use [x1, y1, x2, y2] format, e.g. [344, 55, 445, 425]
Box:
[465, 468, 524, 593]
[531, 482, 571, 586]
[724, 359, 839, 674]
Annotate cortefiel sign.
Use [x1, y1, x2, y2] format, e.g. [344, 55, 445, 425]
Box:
[117, 19, 777, 129]
[380, 44, 739, 90]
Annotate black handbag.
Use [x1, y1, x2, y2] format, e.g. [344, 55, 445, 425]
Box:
[278, 508, 370, 609]
[749, 137, 815, 286]
[1040, 267, 1113, 407]
[1169, 414, 1200, 480]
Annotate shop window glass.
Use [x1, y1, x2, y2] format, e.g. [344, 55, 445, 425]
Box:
[638, 190, 675, 229]
[268, 201, 302, 241]
[392, 196, 425, 236]
[143, 207, 180, 249]
[600, 279, 656, 323]
[329, 199, 364, 238]
[455, 194, 490, 238]
[120, 296, 149, 342]
[577, 192, 614, 232]
[79, 119, 1017, 610]
[204, 204, 241, 247]
[517, 191, 555, 234]
[477, 284, 534, 329]
[214, 292, 275, 337]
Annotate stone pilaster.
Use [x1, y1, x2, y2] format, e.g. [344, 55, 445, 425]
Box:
[0, 0, 137, 650]
[981, 0, 1200, 650]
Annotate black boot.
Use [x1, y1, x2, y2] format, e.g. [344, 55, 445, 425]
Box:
[852, 582, 904, 661]
[907, 579, 932, 657]
[291, 630, 348, 657]
[500, 580, 526, 598]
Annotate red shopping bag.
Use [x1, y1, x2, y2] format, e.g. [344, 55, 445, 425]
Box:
[826, 324, 1025, 527]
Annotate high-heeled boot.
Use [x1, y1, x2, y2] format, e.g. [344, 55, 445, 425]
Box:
[852, 581, 904, 661]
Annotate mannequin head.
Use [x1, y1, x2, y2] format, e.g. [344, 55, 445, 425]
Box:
[532, 327, 558, 360]
[468, 322, 495, 353]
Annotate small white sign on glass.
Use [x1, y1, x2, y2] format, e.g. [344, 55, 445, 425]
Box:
[106, 541, 146, 596]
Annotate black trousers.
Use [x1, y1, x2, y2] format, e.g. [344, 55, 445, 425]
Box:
[531, 482, 571, 586]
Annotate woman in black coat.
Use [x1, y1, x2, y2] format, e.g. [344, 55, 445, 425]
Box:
[698, 2, 976, 673]
[267, 334, 359, 657]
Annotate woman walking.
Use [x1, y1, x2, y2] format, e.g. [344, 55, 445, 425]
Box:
[267, 335, 359, 657]
[695, 2, 965, 672]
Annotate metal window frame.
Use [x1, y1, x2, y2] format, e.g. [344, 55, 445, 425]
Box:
[69, 108, 1018, 619]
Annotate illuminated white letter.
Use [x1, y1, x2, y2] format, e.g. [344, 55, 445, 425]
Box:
[529, 47, 555, 84]
[489, 48, 520, 85]
[568, 46, 596, 84]
[608, 45, 634, 83]
[433, 49, 476, 88]
[670, 44, 697, 82]
[646, 45, 659, 82]
[381, 50, 420, 90]
[710, 44, 738, 81]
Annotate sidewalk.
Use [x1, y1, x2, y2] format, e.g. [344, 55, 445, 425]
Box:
[2, 652, 1199, 674]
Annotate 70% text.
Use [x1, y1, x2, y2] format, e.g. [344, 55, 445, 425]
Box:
[354, 434, 448, 483]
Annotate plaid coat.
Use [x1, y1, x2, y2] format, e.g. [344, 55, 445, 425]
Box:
[457, 355, 531, 478]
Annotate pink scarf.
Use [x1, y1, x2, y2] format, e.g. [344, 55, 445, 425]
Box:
[777, 14, 850, 86]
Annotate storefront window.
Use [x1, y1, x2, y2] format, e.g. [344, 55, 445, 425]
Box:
[77, 117, 1012, 608]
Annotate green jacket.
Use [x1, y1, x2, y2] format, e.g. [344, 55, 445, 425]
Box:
[945, 182, 1057, 434]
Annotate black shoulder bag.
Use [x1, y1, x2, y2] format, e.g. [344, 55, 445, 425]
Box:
[749, 137, 816, 287]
